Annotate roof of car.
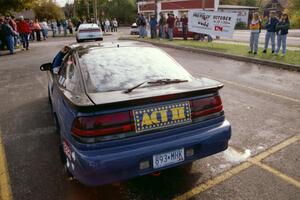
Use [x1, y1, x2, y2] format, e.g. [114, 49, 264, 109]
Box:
[68, 41, 154, 52]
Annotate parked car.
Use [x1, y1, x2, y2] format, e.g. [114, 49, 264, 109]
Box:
[40, 41, 231, 186]
[76, 23, 103, 43]
[130, 23, 139, 35]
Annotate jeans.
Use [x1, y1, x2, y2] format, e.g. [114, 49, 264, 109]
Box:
[182, 25, 188, 40]
[63, 27, 67, 36]
[20, 33, 29, 49]
[150, 27, 157, 39]
[6, 35, 14, 54]
[250, 32, 260, 53]
[168, 28, 173, 41]
[159, 25, 165, 38]
[41, 29, 48, 39]
[139, 26, 146, 38]
[276, 34, 287, 55]
[264, 31, 276, 51]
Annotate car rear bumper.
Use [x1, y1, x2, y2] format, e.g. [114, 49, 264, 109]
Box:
[66, 118, 231, 186]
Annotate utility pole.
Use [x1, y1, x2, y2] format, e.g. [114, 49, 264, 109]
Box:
[93, 0, 98, 21]
[155, 0, 158, 19]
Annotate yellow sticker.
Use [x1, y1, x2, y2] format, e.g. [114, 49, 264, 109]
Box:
[133, 102, 191, 133]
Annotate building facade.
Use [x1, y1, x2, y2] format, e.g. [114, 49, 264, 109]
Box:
[137, 0, 220, 20]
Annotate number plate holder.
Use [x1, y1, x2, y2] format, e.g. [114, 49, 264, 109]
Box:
[153, 148, 185, 169]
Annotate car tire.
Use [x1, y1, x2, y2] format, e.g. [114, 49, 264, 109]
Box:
[95, 38, 103, 41]
[76, 38, 83, 43]
[193, 33, 200, 41]
[48, 86, 52, 105]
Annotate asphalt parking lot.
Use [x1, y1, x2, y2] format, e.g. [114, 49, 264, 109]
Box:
[0, 33, 299, 200]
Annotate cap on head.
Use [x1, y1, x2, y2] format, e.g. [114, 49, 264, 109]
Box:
[19, 15, 24, 20]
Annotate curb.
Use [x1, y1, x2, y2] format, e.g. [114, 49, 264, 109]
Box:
[119, 37, 300, 72]
[0, 48, 22, 56]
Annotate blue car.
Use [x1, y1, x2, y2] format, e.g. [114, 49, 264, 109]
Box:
[40, 41, 231, 186]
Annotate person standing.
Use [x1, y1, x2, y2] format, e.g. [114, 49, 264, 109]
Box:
[248, 12, 261, 55]
[40, 19, 49, 40]
[57, 19, 61, 35]
[2, 17, 17, 54]
[180, 14, 188, 40]
[167, 13, 175, 41]
[62, 19, 67, 36]
[158, 12, 166, 39]
[112, 18, 118, 32]
[51, 20, 58, 37]
[139, 14, 146, 38]
[275, 14, 290, 56]
[8, 16, 18, 46]
[33, 19, 41, 41]
[0, 17, 7, 51]
[17, 16, 31, 50]
[104, 19, 110, 32]
[263, 11, 279, 54]
[149, 15, 157, 39]
[67, 20, 73, 34]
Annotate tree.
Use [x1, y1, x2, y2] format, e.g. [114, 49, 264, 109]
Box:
[34, 1, 64, 20]
[286, 0, 300, 28]
[73, 0, 136, 24]
[0, 0, 37, 15]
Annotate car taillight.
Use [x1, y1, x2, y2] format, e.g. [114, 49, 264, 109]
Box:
[190, 95, 223, 119]
[72, 111, 134, 137]
[79, 29, 100, 33]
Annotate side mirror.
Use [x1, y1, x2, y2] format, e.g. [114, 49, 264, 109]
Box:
[40, 63, 52, 71]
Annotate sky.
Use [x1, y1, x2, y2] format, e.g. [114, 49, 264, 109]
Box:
[55, 0, 74, 7]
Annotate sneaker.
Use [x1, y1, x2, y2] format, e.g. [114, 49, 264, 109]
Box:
[262, 50, 267, 53]
[272, 50, 275, 54]
[248, 51, 252, 54]
[253, 52, 257, 55]
[26, 48, 30, 50]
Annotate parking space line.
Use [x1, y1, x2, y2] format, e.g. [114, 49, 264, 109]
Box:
[195, 73, 300, 104]
[251, 134, 300, 162]
[0, 130, 12, 200]
[173, 162, 252, 200]
[173, 134, 300, 200]
[249, 159, 300, 189]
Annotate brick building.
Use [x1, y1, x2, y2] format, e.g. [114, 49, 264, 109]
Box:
[137, 0, 220, 20]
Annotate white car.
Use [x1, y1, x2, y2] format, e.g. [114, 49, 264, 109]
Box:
[130, 23, 139, 35]
[76, 23, 103, 43]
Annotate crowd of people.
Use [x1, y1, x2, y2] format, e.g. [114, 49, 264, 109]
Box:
[249, 11, 290, 56]
[0, 15, 75, 55]
[136, 11, 290, 57]
[136, 12, 208, 41]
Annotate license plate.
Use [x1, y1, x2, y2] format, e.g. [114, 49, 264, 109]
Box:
[153, 148, 185, 169]
[133, 101, 191, 133]
[88, 34, 94, 38]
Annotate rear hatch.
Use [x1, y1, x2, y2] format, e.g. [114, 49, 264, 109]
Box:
[72, 45, 225, 143]
[72, 78, 224, 143]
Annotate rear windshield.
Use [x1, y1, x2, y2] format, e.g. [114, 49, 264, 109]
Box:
[78, 47, 193, 92]
[79, 24, 99, 29]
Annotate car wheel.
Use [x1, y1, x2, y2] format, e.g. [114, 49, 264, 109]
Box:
[193, 33, 200, 41]
[95, 38, 103, 41]
[76, 38, 83, 43]
[48, 86, 52, 105]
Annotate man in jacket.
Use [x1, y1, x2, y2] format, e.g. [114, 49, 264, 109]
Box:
[263, 11, 279, 53]
[181, 14, 188, 40]
[2, 17, 17, 54]
[167, 13, 175, 41]
[149, 15, 157, 39]
[17, 16, 31, 50]
[158, 12, 166, 39]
